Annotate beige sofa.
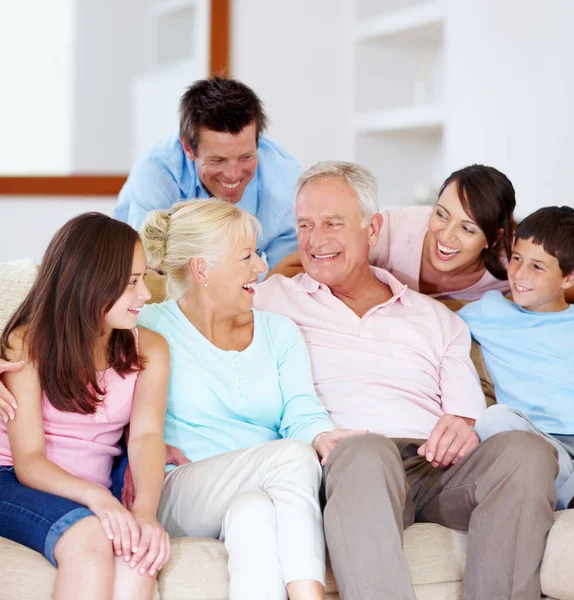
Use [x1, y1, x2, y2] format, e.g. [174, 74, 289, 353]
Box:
[1, 264, 573, 600]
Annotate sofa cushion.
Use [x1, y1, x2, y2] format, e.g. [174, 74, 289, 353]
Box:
[1, 496, 573, 600]
[541, 510, 574, 600]
[0, 524, 466, 600]
[0, 537, 55, 600]
[157, 523, 468, 599]
[0, 536, 162, 600]
[0, 263, 498, 407]
[0, 259, 37, 333]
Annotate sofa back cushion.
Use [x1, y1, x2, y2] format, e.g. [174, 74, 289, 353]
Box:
[0, 263, 496, 403]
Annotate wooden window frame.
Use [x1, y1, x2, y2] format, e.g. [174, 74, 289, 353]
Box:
[0, 0, 229, 197]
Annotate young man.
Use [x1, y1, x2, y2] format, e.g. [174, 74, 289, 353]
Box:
[113, 77, 301, 269]
[459, 205, 574, 509]
[254, 161, 558, 600]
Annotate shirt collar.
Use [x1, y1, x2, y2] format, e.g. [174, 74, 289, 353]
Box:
[193, 176, 211, 199]
[297, 266, 412, 308]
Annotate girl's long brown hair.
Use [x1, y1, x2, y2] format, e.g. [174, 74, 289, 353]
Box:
[0, 213, 143, 414]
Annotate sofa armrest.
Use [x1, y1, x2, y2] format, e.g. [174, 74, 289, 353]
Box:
[541, 510, 574, 600]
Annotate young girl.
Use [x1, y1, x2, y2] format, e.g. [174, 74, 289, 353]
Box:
[0, 213, 170, 600]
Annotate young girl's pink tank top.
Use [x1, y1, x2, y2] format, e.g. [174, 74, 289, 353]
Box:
[0, 331, 139, 489]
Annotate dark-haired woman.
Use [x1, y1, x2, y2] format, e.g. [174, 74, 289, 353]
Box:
[269, 164, 517, 301]
[370, 164, 516, 300]
[0, 213, 170, 600]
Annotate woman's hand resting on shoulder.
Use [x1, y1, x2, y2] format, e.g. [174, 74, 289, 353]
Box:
[312, 428, 368, 466]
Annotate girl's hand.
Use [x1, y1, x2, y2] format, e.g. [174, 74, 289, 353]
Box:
[88, 489, 140, 560]
[313, 428, 369, 465]
[128, 511, 171, 577]
[0, 360, 25, 423]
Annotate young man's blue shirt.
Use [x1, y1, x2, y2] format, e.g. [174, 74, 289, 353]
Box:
[458, 290, 574, 435]
[114, 134, 302, 269]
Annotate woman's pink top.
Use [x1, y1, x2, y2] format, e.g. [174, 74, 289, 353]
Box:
[369, 206, 510, 301]
[0, 343, 138, 489]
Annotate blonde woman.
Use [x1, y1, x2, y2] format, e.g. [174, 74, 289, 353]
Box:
[138, 199, 360, 600]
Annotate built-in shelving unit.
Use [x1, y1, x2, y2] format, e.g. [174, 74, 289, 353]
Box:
[352, 0, 446, 208]
[130, 0, 210, 159]
[353, 105, 443, 134]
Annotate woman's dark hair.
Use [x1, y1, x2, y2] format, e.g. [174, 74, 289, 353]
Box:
[179, 76, 268, 153]
[515, 206, 574, 275]
[0, 213, 143, 414]
[439, 164, 516, 280]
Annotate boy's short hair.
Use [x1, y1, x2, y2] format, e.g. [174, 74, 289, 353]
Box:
[515, 206, 574, 275]
[179, 76, 268, 153]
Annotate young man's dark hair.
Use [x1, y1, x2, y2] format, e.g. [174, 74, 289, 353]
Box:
[179, 77, 269, 153]
[515, 205, 574, 275]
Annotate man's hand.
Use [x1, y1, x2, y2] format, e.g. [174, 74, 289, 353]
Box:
[0, 359, 25, 424]
[121, 444, 191, 510]
[121, 464, 136, 511]
[264, 251, 304, 280]
[313, 428, 368, 466]
[166, 444, 191, 467]
[417, 414, 479, 468]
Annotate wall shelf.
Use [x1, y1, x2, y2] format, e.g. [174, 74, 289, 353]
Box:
[353, 105, 443, 134]
[151, 0, 199, 18]
[352, 0, 446, 207]
[354, 0, 445, 44]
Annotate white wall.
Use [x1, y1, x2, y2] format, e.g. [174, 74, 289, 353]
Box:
[0, 198, 116, 263]
[0, 0, 147, 175]
[445, 0, 574, 218]
[0, 0, 76, 174]
[231, 0, 353, 168]
[72, 0, 147, 172]
[130, 0, 210, 160]
[4, 0, 574, 266]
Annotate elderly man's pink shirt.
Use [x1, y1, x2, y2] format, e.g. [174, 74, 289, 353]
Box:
[254, 268, 485, 438]
[369, 206, 510, 300]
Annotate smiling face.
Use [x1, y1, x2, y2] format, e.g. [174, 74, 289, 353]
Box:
[295, 176, 381, 290]
[182, 122, 258, 204]
[104, 241, 151, 331]
[507, 237, 573, 312]
[426, 182, 490, 273]
[202, 233, 267, 315]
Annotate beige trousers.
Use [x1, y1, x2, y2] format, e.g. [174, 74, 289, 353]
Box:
[158, 438, 325, 600]
[323, 431, 558, 600]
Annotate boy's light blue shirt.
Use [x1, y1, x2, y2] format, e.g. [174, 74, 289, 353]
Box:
[114, 134, 302, 269]
[137, 301, 334, 464]
[458, 290, 574, 435]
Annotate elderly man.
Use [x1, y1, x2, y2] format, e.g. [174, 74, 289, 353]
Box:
[114, 76, 301, 269]
[254, 161, 558, 600]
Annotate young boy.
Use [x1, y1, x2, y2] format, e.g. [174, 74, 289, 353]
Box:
[458, 205, 574, 510]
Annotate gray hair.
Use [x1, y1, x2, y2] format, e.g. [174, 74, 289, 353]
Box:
[295, 160, 379, 225]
